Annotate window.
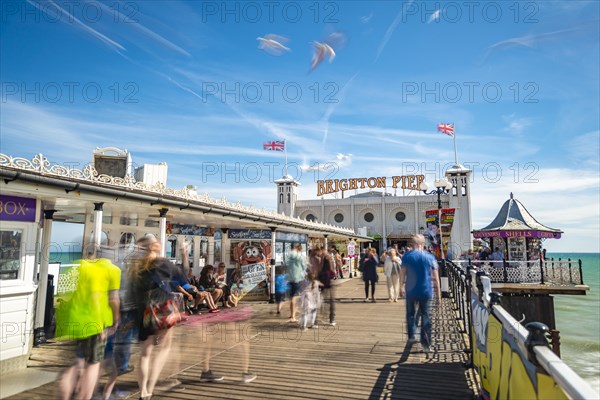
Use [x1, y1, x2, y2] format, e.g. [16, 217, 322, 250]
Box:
[334, 213, 344, 223]
[306, 214, 316, 222]
[119, 232, 136, 260]
[167, 235, 177, 258]
[395, 212, 406, 222]
[90, 213, 112, 224]
[0, 229, 22, 280]
[145, 219, 159, 227]
[120, 215, 138, 226]
[364, 212, 374, 223]
[214, 232, 222, 263]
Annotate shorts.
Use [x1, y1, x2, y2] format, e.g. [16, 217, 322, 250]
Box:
[76, 333, 107, 363]
[275, 292, 286, 303]
[289, 282, 301, 298]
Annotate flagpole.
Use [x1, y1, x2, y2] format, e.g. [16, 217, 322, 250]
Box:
[452, 122, 458, 165]
[284, 140, 288, 176]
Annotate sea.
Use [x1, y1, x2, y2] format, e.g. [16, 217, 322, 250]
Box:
[548, 252, 600, 393]
[48, 251, 600, 392]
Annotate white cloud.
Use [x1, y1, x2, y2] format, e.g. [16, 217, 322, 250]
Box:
[428, 10, 441, 24]
[360, 12, 373, 24]
[502, 114, 533, 135]
[568, 131, 600, 167]
[301, 153, 353, 172]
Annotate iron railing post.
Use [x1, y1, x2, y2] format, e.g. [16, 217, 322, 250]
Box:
[579, 259, 584, 285]
[558, 258, 562, 283]
[502, 259, 508, 283]
[539, 258, 545, 285]
[568, 258, 573, 284]
[464, 264, 473, 368]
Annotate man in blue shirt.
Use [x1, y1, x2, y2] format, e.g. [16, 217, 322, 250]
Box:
[399, 234, 441, 354]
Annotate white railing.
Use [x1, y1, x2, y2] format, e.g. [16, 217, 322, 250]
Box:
[475, 273, 598, 400]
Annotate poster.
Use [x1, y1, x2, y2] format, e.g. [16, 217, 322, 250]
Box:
[229, 262, 269, 301]
[425, 208, 455, 258]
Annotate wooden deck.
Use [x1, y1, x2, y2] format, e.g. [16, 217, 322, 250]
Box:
[8, 276, 479, 399]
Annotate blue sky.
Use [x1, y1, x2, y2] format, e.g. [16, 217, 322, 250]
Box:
[1, 0, 599, 252]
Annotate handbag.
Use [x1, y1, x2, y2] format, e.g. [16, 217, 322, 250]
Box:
[143, 295, 182, 330]
[142, 272, 182, 330]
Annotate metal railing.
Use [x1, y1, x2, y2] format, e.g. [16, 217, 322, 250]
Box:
[450, 258, 584, 285]
[444, 259, 598, 399]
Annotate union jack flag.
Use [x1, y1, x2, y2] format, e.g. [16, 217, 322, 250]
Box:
[437, 122, 454, 137]
[263, 140, 285, 151]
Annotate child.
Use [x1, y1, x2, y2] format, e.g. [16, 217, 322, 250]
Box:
[274, 266, 288, 315]
[299, 272, 323, 330]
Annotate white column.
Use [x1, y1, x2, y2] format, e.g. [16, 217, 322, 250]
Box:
[222, 229, 228, 265]
[34, 209, 55, 345]
[93, 202, 103, 248]
[414, 195, 419, 234]
[158, 208, 168, 257]
[324, 234, 328, 251]
[350, 200, 355, 230]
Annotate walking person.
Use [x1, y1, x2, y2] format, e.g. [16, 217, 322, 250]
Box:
[299, 272, 323, 330]
[286, 243, 307, 322]
[129, 235, 182, 400]
[319, 248, 337, 325]
[384, 249, 402, 302]
[332, 248, 344, 279]
[55, 247, 121, 400]
[362, 248, 379, 302]
[274, 265, 288, 315]
[399, 234, 442, 354]
[308, 248, 322, 278]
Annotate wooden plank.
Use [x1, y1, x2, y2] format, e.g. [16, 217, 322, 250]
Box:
[7, 276, 478, 399]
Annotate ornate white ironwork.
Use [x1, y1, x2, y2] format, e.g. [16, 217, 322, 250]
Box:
[452, 259, 583, 286]
[0, 152, 356, 235]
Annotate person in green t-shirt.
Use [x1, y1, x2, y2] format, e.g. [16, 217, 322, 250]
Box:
[56, 248, 121, 400]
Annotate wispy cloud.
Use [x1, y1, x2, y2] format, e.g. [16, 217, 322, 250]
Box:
[360, 12, 373, 24]
[320, 72, 360, 148]
[26, 0, 126, 53]
[568, 131, 600, 167]
[301, 153, 353, 172]
[375, 0, 414, 62]
[482, 21, 599, 63]
[502, 114, 532, 135]
[92, 0, 191, 57]
[428, 10, 441, 24]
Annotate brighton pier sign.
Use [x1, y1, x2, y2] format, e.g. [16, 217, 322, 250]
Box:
[317, 175, 425, 196]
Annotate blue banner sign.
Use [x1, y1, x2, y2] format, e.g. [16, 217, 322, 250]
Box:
[167, 223, 214, 236]
[228, 229, 272, 240]
[276, 231, 308, 243]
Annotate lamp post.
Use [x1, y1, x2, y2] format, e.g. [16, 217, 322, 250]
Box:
[420, 178, 453, 298]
